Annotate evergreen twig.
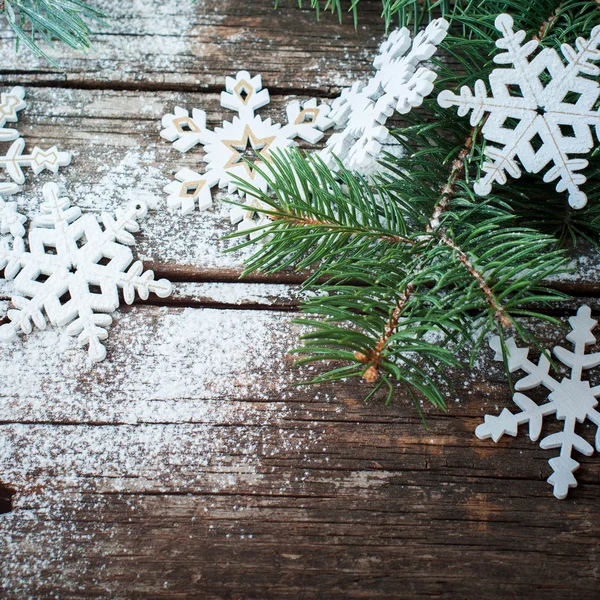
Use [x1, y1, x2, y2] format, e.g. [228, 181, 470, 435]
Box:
[1, 0, 104, 65]
[234, 0, 599, 409]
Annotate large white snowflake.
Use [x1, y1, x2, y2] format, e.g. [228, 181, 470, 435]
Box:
[0, 183, 172, 362]
[0, 86, 71, 189]
[438, 14, 600, 209]
[321, 18, 448, 176]
[160, 71, 333, 237]
[476, 305, 600, 499]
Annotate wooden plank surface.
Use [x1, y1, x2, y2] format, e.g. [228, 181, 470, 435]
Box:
[0, 1, 599, 598]
[0, 0, 385, 91]
[1, 306, 600, 598]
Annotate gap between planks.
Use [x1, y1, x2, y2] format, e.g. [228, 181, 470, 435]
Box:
[0, 76, 349, 98]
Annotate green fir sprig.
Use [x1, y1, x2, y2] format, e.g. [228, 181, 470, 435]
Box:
[233, 0, 600, 409]
[1, 0, 104, 65]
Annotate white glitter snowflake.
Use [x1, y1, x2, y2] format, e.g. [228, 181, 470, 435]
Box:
[0, 86, 71, 190]
[320, 18, 449, 175]
[438, 14, 600, 209]
[160, 71, 333, 236]
[476, 305, 600, 499]
[0, 183, 172, 362]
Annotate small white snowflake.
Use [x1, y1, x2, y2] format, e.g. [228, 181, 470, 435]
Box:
[438, 14, 600, 209]
[0, 183, 172, 362]
[320, 18, 449, 175]
[0, 195, 26, 237]
[0, 86, 71, 190]
[0, 86, 26, 142]
[160, 71, 333, 235]
[476, 305, 600, 499]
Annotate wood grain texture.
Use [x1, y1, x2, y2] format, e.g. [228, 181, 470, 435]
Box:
[1, 306, 599, 599]
[0, 0, 385, 92]
[0, 0, 599, 598]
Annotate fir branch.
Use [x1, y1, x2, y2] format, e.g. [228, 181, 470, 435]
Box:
[271, 211, 415, 246]
[228, 0, 596, 409]
[535, 1, 564, 40]
[1, 0, 104, 65]
[225, 152, 418, 279]
[421, 123, 511, 327]
[355, 283, 416, 383]
[230, 147, 567, 405]
[437, 232, 511, 328]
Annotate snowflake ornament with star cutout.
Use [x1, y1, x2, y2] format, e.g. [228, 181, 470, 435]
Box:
[438, 14, 600, 209]
[476, 305, 600, 499]
[160, 71, 333, 237]
[0, 86, 71, 191]
[320, 18, 449, 176]
[0, 183, 172, 362]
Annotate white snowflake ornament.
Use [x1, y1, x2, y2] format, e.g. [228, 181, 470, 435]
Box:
[438, 14, 600, 209]
[320, 18, 449, 175]
[160, 71, 333, 230]
[164, 167, 219, 215]
[0, 183, 172, 362]
[0, 195, 26, 237]
[1, 138, 71, 185]
[476, 305, 600, 499]
[160, 107, 209, 153]
[0, 87, 71, 190]
[0, 86, 26, 142]
[230, 196, 273, 242]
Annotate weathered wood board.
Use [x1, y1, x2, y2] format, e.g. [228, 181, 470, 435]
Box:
[0, 1, 599, 598]
[0, 0, 385, 91]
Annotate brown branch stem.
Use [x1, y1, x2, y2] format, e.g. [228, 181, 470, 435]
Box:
[428, 132, 474, 232]
[439, 233, 511, 328]
[355, 284, 416, 383]
[273, 213, 415, 246]
[355, 125, 510, 383]
[425, 123, 510, 327]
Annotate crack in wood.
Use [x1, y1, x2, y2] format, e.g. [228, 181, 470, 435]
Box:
[0, 76, 347, 98]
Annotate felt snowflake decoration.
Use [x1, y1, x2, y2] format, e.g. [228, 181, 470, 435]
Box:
[160, 71, 333, 235]
[438, 14, 600, 209]
[320, 18, 449, 175]
[476, 305, 600, 499]
[0, 86, 71, 190]
[0, 183, 172, 362]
